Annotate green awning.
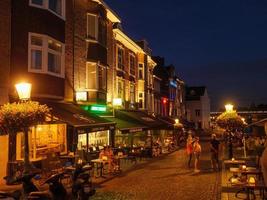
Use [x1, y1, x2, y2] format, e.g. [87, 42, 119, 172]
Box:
[104, 117, 147, 134]
[115, 110, 169, 130]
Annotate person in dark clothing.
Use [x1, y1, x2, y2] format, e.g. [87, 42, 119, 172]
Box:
[210, 134, 220, 171]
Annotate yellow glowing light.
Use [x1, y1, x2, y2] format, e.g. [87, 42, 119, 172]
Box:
[15, 82, 32, 100]
[113, 98, 122, 106]
[175, 118, 179, 124]
[248, 177, 256, 184]
[76, 91, 87, 101]
[225, 104, 234, 112]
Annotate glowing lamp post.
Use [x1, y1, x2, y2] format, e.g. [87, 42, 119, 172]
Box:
[225, 104, 233, 112]
[15, 82, 32, 101]
[15, 82, 32, 174]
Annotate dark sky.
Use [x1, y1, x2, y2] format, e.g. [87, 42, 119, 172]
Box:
[105, 0, 267, 111]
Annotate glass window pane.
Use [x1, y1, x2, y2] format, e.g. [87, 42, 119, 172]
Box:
[31, 49, 42, 70]
[31, 35, 43, 46]
[48, 39, 62, 52]
[48, 52, 61, 74]
[49, 0, 62, 15]
[87, 14, 97, 39]
[31, 0, 43, 6]
[86, 63, 97, 89]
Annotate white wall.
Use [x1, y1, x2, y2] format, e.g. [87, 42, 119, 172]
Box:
[0, 135, 8, 185]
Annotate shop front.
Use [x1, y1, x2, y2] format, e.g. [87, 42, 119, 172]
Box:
[113, 110, 172, 156]
[16, 123, 67, 162]
[39, 101, 116, 162]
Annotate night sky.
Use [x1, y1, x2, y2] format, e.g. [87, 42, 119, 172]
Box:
[105, 0, 267, 111]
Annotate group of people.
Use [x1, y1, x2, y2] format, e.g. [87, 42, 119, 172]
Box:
[99, 146, 117, 173]
[186, 133, 220, 173]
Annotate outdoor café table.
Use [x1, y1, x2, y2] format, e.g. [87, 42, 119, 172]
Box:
[59, 154, 77, 164]
[91, 159, 109, 178]
[230, 179, 267, 200]
[230, 167, 262, 178]
[114, 155, 128, 171]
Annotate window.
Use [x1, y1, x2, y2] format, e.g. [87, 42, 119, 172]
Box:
[98, 65, 107, 90]
[87, 14, 98, 40]
[129, 54, 135, 76]
[28, 33, 64, 77]
[86, 63, 97, 89]
[195, 109, 200, 117]
[30, 35, 43, 70]
[48, 39, 62, 74]
[117, 47, 124, 70]
[98, 18, 107, 46]
[31, 0, 43, 6]
[86, 63, 107, 91]
[117, 79, 124, 99]
[138, 63, 144, 79]
[29, 0, 65, 19]
[130, 83, 135, 103]
[48, 0, 62, 16]
[138, 92, 144, 109]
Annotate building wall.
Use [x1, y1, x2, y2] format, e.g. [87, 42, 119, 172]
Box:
[0, 135, 8, 184]
[186, 100, 202, 128]
[10, 0, 65, 100]
[201, 90, 210, 129]
[0, 0, 11, 105]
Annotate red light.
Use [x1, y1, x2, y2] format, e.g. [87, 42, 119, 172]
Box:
[163, 99, 167, 104]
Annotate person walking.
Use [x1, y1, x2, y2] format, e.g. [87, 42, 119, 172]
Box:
[210, 134, 220, 171]
[186, 134, 193, 168]
[193, 137, 201, 173]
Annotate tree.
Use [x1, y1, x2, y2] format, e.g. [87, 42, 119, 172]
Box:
[0, 101, 50, 175]
[216, 110, 245, 159]
[216, 110, 245, 131]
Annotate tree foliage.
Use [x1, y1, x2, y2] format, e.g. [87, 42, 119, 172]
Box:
[216, 110, 245, 131]
[0, 101, 50, 134]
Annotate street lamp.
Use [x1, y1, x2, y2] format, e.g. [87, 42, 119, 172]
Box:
[225, 104, 233, 112]
[175, 118, 179, 124]
[15, 82, 32, 101]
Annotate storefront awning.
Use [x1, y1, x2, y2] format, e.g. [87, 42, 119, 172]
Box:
[104, 117, 148, 134]
[41, 101, 115, 133]
[157, 116, 183, 130]
[115, 110, 168, 130]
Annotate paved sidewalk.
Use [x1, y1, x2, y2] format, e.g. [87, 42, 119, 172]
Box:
[91, 138, 221, 200]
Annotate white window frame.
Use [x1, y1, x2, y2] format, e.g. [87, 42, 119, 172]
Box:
[29, 0, 66, 20]
[116, 77, 125, 100]
[28, 32, 65, 78]
[86, 13, 98, 41]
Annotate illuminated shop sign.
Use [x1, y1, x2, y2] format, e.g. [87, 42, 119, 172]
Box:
[169, 80, 177, 88]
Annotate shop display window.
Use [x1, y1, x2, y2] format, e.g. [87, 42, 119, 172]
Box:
[16, 124, 67, 161]
[77, 130, 109, 152]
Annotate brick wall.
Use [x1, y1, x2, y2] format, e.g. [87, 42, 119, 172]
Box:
[0, 0, 11, 104]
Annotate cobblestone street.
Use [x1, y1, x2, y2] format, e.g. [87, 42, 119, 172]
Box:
[92, 138, 221, 200]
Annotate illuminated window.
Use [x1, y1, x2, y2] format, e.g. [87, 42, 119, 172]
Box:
[28, 33, 65, 77]
[130, 83, 135, 104]
[87, 13, 98, 40]
[117, 47, 124, 70]
[138, 92, 144, 109]
[117, 78, 124, 99]
[16, 124, 67, 161]
[138, 63, 144, 79]
[86, 63, 106, 91]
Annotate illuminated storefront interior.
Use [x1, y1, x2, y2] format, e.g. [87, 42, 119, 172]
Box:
[16, 124, 67, 161]
[77, 130, 110, 151]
